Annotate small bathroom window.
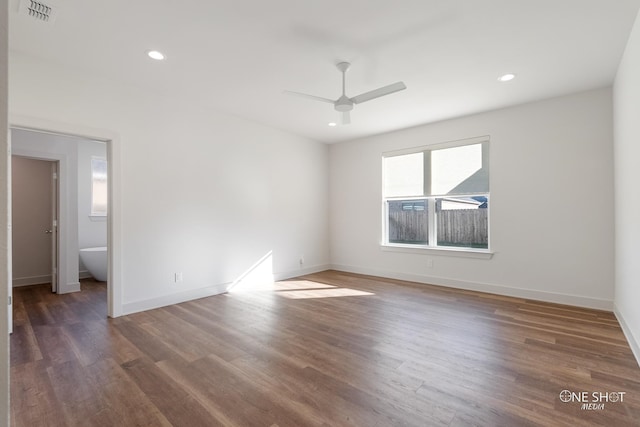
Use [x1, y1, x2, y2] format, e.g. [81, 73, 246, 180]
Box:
[91, 157, 107, 217]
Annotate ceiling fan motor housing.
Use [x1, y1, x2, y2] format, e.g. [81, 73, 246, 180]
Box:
[335, 95, 353, 112]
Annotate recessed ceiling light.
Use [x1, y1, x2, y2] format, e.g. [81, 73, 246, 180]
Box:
[147, 50, 166, 61]
[328, 122, 337, 127]
[498, 73, 516, 82]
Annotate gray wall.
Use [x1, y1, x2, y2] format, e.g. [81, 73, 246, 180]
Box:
[12, 156, 53, 286]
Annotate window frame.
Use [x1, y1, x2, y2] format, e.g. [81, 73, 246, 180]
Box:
[381, 136, 492, 258]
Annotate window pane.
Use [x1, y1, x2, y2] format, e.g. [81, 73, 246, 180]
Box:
[91, 158, 108, 216]
[436, 197, 488, 249]
[388, 199, 428, 244]
[384, 153, 423, 197]
[431, 143, 487, 196]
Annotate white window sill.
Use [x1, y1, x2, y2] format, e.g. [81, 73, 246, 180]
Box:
[381, 244, 493, 259]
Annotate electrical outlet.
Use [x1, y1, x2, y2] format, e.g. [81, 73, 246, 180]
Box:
[427, 259, 434, 268]
[174, 272, 183, 283]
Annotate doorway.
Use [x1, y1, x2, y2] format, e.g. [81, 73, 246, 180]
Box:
[9, 127, 114, 317]
[10, 156, 59, 292]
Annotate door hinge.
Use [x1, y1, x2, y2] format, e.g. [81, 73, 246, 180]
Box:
[8, 296, 11, 305]
[53, 172, 58, 180]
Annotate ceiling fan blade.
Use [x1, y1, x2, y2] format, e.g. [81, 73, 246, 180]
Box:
[351, 82, 407, 104]
[283, 90, 335, 104]
[341, 111, 351, 125]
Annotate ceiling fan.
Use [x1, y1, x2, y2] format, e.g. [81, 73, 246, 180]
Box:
[284, 62, 406, 125]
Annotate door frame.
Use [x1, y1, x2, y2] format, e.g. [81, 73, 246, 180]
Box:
[50, 161, 59, 293]
[9, 115, 122, 317]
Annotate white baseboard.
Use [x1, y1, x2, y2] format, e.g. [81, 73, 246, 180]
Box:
[122, 283, 229, 316]
[614, 305, 640, 368]
[12, 274, 52, 287]
[121, 264, 331, 316]
[12, 276, 82, 294]
[274, 264, 332, 281]
[59, 282, 81, 294]
[330, 264, 614, 311]
[79, 270, 92, 280]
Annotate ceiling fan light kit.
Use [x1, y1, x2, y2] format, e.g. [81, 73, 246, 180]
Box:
[285, 61, 406, 125]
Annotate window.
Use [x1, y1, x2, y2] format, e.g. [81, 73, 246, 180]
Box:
[91, 157, 108, 216]
[383, 137, 489, 251]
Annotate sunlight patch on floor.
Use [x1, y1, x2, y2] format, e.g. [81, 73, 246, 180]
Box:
[276, 287, 375, 299]
[229, 265, 376, 298]
[271, 280, 336, 291]
[272, 280, 375, 299]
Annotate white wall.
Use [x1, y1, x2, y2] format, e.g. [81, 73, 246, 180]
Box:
[9, 52, 330, 314]
[330, 88, 614, 309]
[613, 8, 640, 363]
[77, 140, 107, 276]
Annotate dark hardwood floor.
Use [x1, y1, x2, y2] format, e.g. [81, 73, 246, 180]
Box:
[10, 271, 640, 426]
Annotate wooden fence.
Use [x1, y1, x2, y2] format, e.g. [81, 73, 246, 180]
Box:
[389, 209, 488, 246]
[388, 211, 428, 243]
[437, 209, 488, 246]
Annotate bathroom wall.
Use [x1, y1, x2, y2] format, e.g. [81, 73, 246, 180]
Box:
[77, 140, 107, 277]
[11, 156, 53, 286]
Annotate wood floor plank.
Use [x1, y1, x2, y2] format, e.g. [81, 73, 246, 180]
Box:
[31, 325, 78, 366]
[10, 322, 43, 366]
[156, 355, 273, 427]
[62, 320, 142, 367]
[10, 360, 67, 427]
[83, 357, 173, 427]
[139, 309, 245, 363]
[26, 302, 57, 327]
[46, 300, 81, 325]
[10, 273, 640, 426]
[113, 319, 183, 363]
[45, 359, 108, 427]
[121, 357, 223, 427]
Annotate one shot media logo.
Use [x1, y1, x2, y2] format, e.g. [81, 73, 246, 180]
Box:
[559, 389, 626, 410]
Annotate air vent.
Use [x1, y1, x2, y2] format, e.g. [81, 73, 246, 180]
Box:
[19, 0, 58, 24]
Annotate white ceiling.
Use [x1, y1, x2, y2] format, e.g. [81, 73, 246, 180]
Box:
[8, 0, 640, 143]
